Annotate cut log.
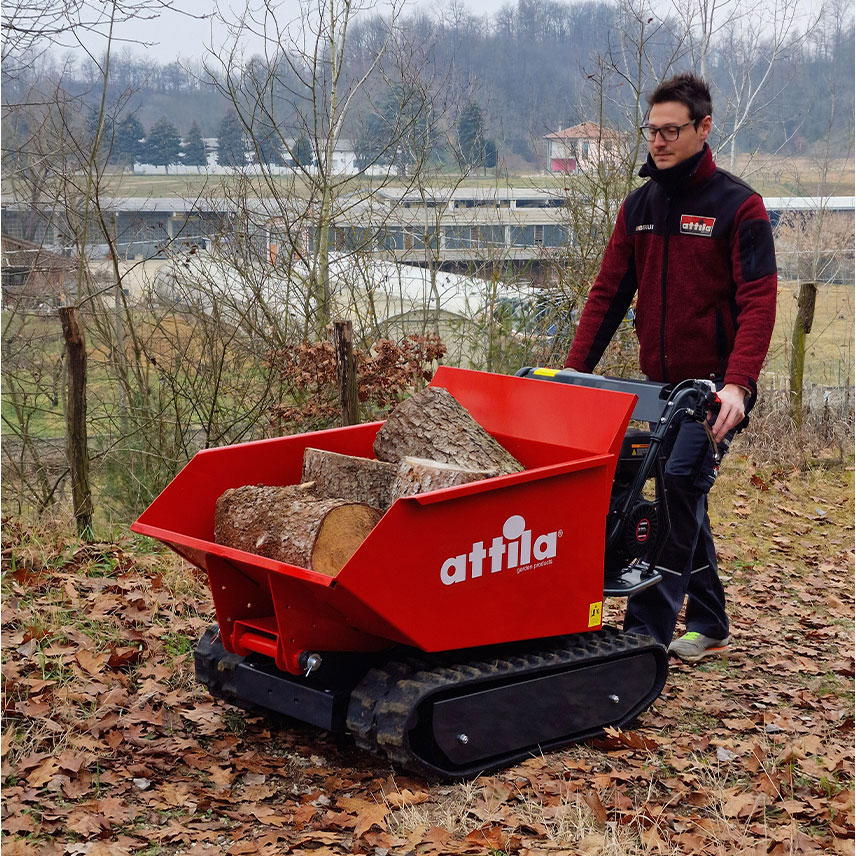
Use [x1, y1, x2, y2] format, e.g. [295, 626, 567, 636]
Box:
[302, 447, 397, 510]
[214, 484, 381, 577]
[391, 457, 498, 500]
[374, 386, 524, 475]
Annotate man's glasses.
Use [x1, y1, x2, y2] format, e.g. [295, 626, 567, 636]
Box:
[639, 121, 696, 142]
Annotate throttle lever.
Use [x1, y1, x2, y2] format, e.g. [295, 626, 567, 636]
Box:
[688, 379, 718, 422]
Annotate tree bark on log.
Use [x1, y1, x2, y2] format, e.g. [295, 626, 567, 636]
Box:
[391, 457, 498, 500]
[374, 386, 524, 474]
[214, 484, 381, 576]
[302, 447, 397, 510]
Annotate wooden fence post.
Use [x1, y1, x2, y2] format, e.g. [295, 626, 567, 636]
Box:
[333, 320, 359, 426]
[788, 281, 817, 429]
[59, 306, 93, 537]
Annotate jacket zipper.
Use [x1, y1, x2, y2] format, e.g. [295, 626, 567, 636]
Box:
[659, 195, 671, 381]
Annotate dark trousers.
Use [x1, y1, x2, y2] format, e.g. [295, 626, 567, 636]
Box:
[623, 413, 734, 647]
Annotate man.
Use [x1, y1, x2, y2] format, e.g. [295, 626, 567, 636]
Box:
[564, 73, 777, 662]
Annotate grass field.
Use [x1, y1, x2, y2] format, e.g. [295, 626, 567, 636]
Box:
[731, 154, 854, 197]
[16, 154, 849, 200]
[766, 282, 854, 387]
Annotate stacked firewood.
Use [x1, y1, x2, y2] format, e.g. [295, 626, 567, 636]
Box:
[214, 387, 523, 576]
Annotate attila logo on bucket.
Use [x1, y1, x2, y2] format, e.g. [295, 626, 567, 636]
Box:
[440, 514, 559, 585]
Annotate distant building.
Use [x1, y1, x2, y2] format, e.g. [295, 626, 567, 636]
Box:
[281, 138, 359, 173]
[544, 122, 621, 173]
[328, 139, 358, 174]
[132, 136, 361, 175]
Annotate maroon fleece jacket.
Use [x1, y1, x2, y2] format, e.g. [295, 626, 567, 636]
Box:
[565, 145, 777, 390]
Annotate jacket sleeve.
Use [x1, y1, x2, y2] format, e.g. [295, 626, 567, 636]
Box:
[564, 202, 638, 371]
[725, 195, 778, 390]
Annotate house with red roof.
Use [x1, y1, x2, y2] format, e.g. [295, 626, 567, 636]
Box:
[544, 122, 621, 173]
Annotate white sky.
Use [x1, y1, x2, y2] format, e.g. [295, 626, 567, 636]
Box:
[62, 0, 516, 64]
[44, 0, 826, 65]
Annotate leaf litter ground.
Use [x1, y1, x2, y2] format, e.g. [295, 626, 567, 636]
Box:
[2, 454, 853, 855]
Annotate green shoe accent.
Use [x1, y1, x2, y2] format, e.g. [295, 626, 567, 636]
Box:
[668, 632, 729, 663]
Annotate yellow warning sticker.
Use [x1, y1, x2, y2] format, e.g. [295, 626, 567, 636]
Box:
[533, 367, 559, 377]
[588, 601, 603, 627]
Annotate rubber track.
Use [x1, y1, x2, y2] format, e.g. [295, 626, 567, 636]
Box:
[346, 627, 666, 779]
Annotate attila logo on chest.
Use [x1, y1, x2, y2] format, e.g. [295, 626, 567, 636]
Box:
[680, 214, 716, 236]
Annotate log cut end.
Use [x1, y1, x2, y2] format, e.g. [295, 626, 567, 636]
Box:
[214, 484, 380, 577]
[311, 503, 382, 576]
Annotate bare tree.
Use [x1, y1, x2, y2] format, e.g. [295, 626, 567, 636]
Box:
[666, 0, 822, 169]
[1, 1, 250, 528]
[599, 0, 688, 143]
[773, 0, 854, 427]
[202, 0, 442, 339]
[1, 0, 210, 79]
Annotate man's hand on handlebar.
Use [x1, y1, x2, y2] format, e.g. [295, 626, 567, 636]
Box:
[710, 383, 746, 442]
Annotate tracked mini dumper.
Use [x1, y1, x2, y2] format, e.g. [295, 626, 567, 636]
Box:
[132, 367, 718, 778]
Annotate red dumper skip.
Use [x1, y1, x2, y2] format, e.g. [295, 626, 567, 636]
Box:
[133, 367, 718, 777]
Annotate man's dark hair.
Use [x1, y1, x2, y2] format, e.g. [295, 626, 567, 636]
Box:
[647, 73, 713, 123]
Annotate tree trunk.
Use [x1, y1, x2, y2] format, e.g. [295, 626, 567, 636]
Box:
[214, 484, 381, 577]
[788, 281, 817, 429]
[374, 386, 524, 474]
[59, 306, 93, 537]
[316, 189, 333, 337]
[314, 1, 338, 339]
[302, 447, 396, 509]
[391, 457, 498, 500]
[333, 320, 359, 426]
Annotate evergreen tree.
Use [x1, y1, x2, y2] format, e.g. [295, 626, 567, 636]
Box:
[257, 125, 285, 166]
[457, 102, 485, 170]
[144, 117, 181, 171]
[355, 86, 437, 174]
[355, 110, 393, 169]
[86, 105, 113, 161]
[86, 105, 100, 140]
[217, 112, 246, 167]
[293, 134, 313, 167]
[114, 114, 145, 166]
[182, 121, 207, 167]
[484, 138, 498, 172]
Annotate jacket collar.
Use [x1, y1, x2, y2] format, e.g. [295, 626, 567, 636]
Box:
[638, 143, 715, 194]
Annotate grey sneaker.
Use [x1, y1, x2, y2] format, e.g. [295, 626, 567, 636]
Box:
[668, 632, 729, 663]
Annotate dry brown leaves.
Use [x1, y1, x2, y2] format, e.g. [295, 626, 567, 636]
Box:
[268, 334, 447, 434]
[1, 456, 853, 854]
